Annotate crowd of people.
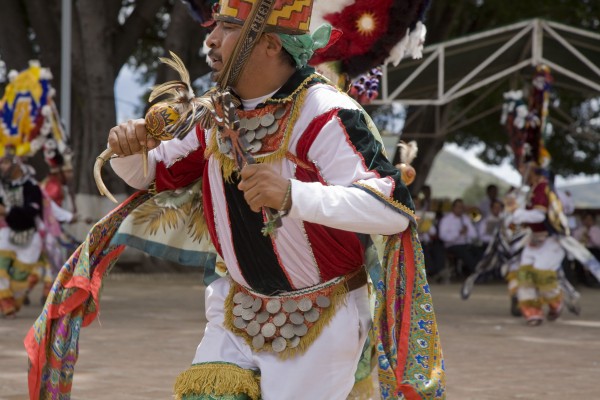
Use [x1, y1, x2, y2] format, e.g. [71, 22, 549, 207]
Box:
[415, 178, 600, 325]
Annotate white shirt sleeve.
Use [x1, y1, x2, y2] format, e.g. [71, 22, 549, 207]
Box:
[287, 114, 409, 235]
[287, 180, 409, 235]
[110, 153, 157, 190]
[50, 200, 74, 223]
[512, 208, 546, 225]
[109, 129, 200, 190]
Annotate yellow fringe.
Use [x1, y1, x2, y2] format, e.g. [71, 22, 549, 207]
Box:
[205, 74, 318, 182]
[0, 250, 43, 273]
[224, 279, 349, 360]
[353, 182, 416, 221]
[173, 363, 261, 400]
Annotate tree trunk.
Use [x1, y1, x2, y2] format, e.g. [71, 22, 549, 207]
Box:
[0, 0, 35, 70]
[72, 1, 124, 194]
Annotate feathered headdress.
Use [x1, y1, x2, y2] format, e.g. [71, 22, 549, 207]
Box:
[502, 64, 553, 171]
[0, 60, 71, 168]
[181, 0, 431, 104]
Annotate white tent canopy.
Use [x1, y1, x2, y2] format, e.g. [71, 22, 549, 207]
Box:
[373, 18, 600, 139]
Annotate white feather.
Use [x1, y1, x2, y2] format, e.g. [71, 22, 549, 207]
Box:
[397, 140, 418, 164]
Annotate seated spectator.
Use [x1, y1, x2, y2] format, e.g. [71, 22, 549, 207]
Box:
[438, 198, 482, 277]
[572, 212, 600, 286]
[478, 200, 504, 249]
[478, 184, 499, 219]
[415, 196, 445, 279]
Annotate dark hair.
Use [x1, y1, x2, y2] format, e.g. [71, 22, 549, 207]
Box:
[280, 47, 296, 68]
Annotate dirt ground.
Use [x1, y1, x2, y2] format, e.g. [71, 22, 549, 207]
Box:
[2, 271, 599, 400]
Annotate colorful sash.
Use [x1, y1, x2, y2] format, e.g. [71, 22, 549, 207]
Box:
[371, 227, 446, 399]
[24, 191, 152, 399]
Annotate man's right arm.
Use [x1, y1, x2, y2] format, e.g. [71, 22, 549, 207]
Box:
[107, 118, 160, 189]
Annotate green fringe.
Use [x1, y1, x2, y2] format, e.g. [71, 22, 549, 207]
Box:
[174, 362, 261, 400]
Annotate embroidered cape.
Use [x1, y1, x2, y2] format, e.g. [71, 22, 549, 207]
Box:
[25, 68, 445, 400]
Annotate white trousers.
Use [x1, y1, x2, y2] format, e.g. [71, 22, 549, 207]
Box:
[192, 277, 371, 400]
[0, 227, 43, 264]
[520, 235, 565, 271]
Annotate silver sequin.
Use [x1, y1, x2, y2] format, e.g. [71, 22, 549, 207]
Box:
[297, 298, 312, 312]
[247, 141, 262, 153]
[289, 312, 304, 325]
[233, 292, 246, 304]
[255, 126, 268, 140]
[251, 298, 262, 313]
[304, 308, 320, 323]
[260, 113, 275, 127]
[272, 337, 287, 353]
[316, 295, 331, 308]
[242, 296, 255, 309]
[233, 317, 248, 329]
[266, 299, 281, 314]
[288, 336, 301, 349]
[252, 334, 265, 350]
[282, 299, 298, 313]
[243, 130, 256, 143]
[293, 323, 308, 337]
[246, 116, 261, 130]
[256, 311, 270, 324]
[261, 322, 276, 338]
[232, 304, 244, 317]
[272, 312, 287, 327]
[280, 323, 295, 339]
[266, 121, 279, 135]
[242, 309, 256, 321]
[246, 321, 261, 336]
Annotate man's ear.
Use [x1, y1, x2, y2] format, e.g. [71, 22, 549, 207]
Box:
[264, 33, 283, 57]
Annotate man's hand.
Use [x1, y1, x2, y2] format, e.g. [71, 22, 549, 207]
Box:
[238, 164, 291, 213]
[107, 119, 160, 156]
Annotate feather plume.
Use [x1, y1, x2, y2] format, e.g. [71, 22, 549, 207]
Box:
[147, 51, 217, 140]
[397, 140, 418, 164]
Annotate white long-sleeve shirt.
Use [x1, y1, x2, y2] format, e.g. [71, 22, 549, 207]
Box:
[111, 82, 411, 290]
[438, 213, 478, 247]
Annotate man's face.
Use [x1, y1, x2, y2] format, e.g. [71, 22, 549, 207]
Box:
[452, 201, 464, 216]
[0, 157, 13, 177]
[491, 202, 502, 216]
[205, 21, 242, 82]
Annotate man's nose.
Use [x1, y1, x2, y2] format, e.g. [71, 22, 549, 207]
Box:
[206, 28, 220, 48]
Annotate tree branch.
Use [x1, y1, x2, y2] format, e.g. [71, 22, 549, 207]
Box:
[114, 0, 169, 73]
[23, 0, 62, 83]
[159, 0, 208, 81]
[0, 0, 35, 70]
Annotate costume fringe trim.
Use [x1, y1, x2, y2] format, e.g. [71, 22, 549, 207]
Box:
[205, 74, 321, 182]
[173, 362, 260, 400]
[353, 182, 416, 222]
[0, 250, 43, 272]
[224, 279, 349, 360]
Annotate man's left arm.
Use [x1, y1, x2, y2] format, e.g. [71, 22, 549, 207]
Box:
[288, 108, 413, 235]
